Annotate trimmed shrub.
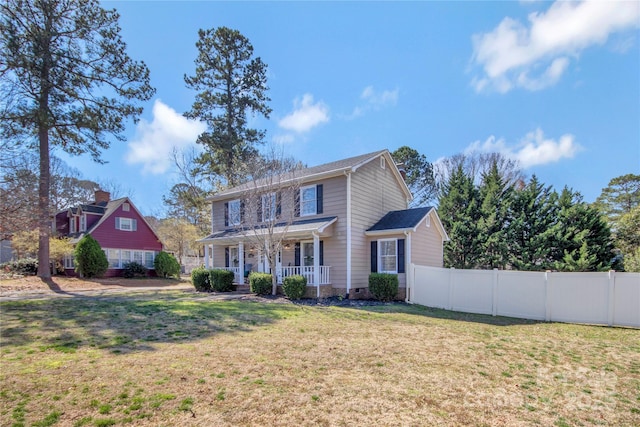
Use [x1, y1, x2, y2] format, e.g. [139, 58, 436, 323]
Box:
[122, 261, 147, 278]
[368, 273, 399, 302]
[282, 275, 307, 300]
[191, 267, 211, 292]
[249, 272, 272, 295]
[154, 251, 180, 278]
[1, 258, 38, 276]
[210, 269, 235, 292]
[75, 235, 108, 278]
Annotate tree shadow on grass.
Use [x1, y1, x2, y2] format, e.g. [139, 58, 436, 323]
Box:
[0, 294, 299, 354]
[353, 302, 543, 327]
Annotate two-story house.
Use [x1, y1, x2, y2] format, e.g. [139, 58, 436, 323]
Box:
[54, 190, 164, 277]
[199, 149, 448, 299]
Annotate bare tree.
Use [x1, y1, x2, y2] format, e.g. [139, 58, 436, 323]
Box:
[434, 151, 525, 194]
[238, 147, 304, 295]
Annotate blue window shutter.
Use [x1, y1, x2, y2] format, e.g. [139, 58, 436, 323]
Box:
[294, 190, 300, 217]
[319, 240, 324, 266]
[370, 241, 378, 273]
[132, 219, 137, 231]
[224, 202, 229, 227]
[294, 243, 301, 266]
[115, 217, 120, 230]
[257, 197, 263, 222]
[397, 239, 405, 273]
[225, 247, 229, 268]
[316, 184, 323, 214]
[240, 200, 245, 223]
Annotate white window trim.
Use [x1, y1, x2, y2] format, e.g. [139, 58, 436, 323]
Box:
[228, 199, 241, 226]
[104, 248, 158, 269]
[300, 185, 317, 217]
[378, 238, 398, 274]
[69, 217, 76, 233]
[122, 203, 130, 212]
[80, 214, 87, 232]
[262, 193, 277, 222]
[380, 156, 386, 169]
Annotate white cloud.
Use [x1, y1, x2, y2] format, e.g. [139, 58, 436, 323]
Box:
[471, 0, 640, 92]
[278, 94, 329, 133]
[465, 128, 582, 168]
[344, 86, 399, 119]
[361, 86, 399, 107]
[125, 99, 206, 174]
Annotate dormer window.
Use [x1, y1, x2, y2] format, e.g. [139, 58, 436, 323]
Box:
[69, 217, 76, 233]
[80, 214, 87, 232]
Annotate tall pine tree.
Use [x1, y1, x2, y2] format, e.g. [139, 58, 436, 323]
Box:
[477, 162, 511, 269]
[507, 176, 558, 270]
[438, 165, 481, 268]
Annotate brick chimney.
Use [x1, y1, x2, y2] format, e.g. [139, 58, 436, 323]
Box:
[94, 190, 110, 204]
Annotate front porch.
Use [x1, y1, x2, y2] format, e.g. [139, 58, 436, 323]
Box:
[221, 265, 331, 286]
[199, 216, 338, 296]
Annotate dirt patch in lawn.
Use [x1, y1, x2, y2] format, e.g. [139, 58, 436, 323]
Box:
[0, 275, 192, 297]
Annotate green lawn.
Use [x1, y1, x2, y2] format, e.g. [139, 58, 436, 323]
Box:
[1, 292, 638, 426]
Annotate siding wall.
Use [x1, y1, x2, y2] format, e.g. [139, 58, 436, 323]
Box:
[411, 211, 445, 267]
[209, 175, 348, 288]
[90, 205, 162, 251]
[350, 157, 408, 288]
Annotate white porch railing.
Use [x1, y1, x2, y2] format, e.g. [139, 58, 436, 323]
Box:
[277, 266, 331, 285]
[222, 267, 241, 284]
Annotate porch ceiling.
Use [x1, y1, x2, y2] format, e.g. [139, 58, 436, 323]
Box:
[199, 216, 338, 245]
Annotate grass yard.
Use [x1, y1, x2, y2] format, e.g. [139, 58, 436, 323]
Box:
[1, 291, 638, 427]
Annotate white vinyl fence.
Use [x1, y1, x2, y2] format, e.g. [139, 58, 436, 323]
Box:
[408, 264, 640, 328]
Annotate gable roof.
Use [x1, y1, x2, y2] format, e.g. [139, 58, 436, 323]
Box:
[212, 149, 412, 201]
[66, 197, 163, 246]
[366, 207, 433, 232]
[365, 207, 450, 241]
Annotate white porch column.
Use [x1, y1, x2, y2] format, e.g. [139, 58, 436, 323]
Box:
[313, 232, 320, 298]
[204, 244, 210, 269]
[238, 242, 245, 285]
[405, 231, 411, 303]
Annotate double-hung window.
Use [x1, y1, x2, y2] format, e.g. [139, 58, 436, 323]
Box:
[262, 193, 277, 222]
[116, 217, 137, 231]
[300, 185, 317, 216]
[228, 199, 241, 226]
[379, 240, 397, 274]
[79, 214, 86, 232]
[69, 217, 76, 233]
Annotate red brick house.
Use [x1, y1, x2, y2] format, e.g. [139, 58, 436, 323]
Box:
[54, 190, 163, 277]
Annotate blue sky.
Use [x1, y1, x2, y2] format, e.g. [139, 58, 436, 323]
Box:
[58, 1, 640, 216]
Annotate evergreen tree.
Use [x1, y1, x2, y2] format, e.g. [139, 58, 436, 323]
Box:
[551, 188, 615, 272]
[1, 0, 154, 278]
[594, 173, 640, 225]
[75, 235, 108, 278]
[184, 27, 271, 188]
[477, 161, 511, 269]
[507, 176, 558, 270]
[438, 165, 482, 268]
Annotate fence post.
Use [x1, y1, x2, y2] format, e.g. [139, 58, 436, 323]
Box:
[545, 271, 551, 322]
[448, 267, 455, 311]
[607, 270, 615, 327]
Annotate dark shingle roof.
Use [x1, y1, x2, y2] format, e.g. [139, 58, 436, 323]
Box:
[367, 207, 433, 232]
[214, 150, 388, 199]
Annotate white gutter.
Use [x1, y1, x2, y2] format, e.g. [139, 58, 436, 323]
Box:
[345, 171, 352, 298]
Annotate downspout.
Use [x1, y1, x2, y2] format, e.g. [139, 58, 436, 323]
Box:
[345, 171, 352, 298]
[404, 230, 411, 303]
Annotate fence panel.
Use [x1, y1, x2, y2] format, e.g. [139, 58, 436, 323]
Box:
[451, 269, 493, 315]
[496, 271, 546, 320]
[548, 272, 609, 324]
[613, 273, 640, 327]
[412, 265, 451, 309]
[409, 265, 639, 327]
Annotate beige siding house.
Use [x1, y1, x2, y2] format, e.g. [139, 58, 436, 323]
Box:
[200, 150, 449, 299]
